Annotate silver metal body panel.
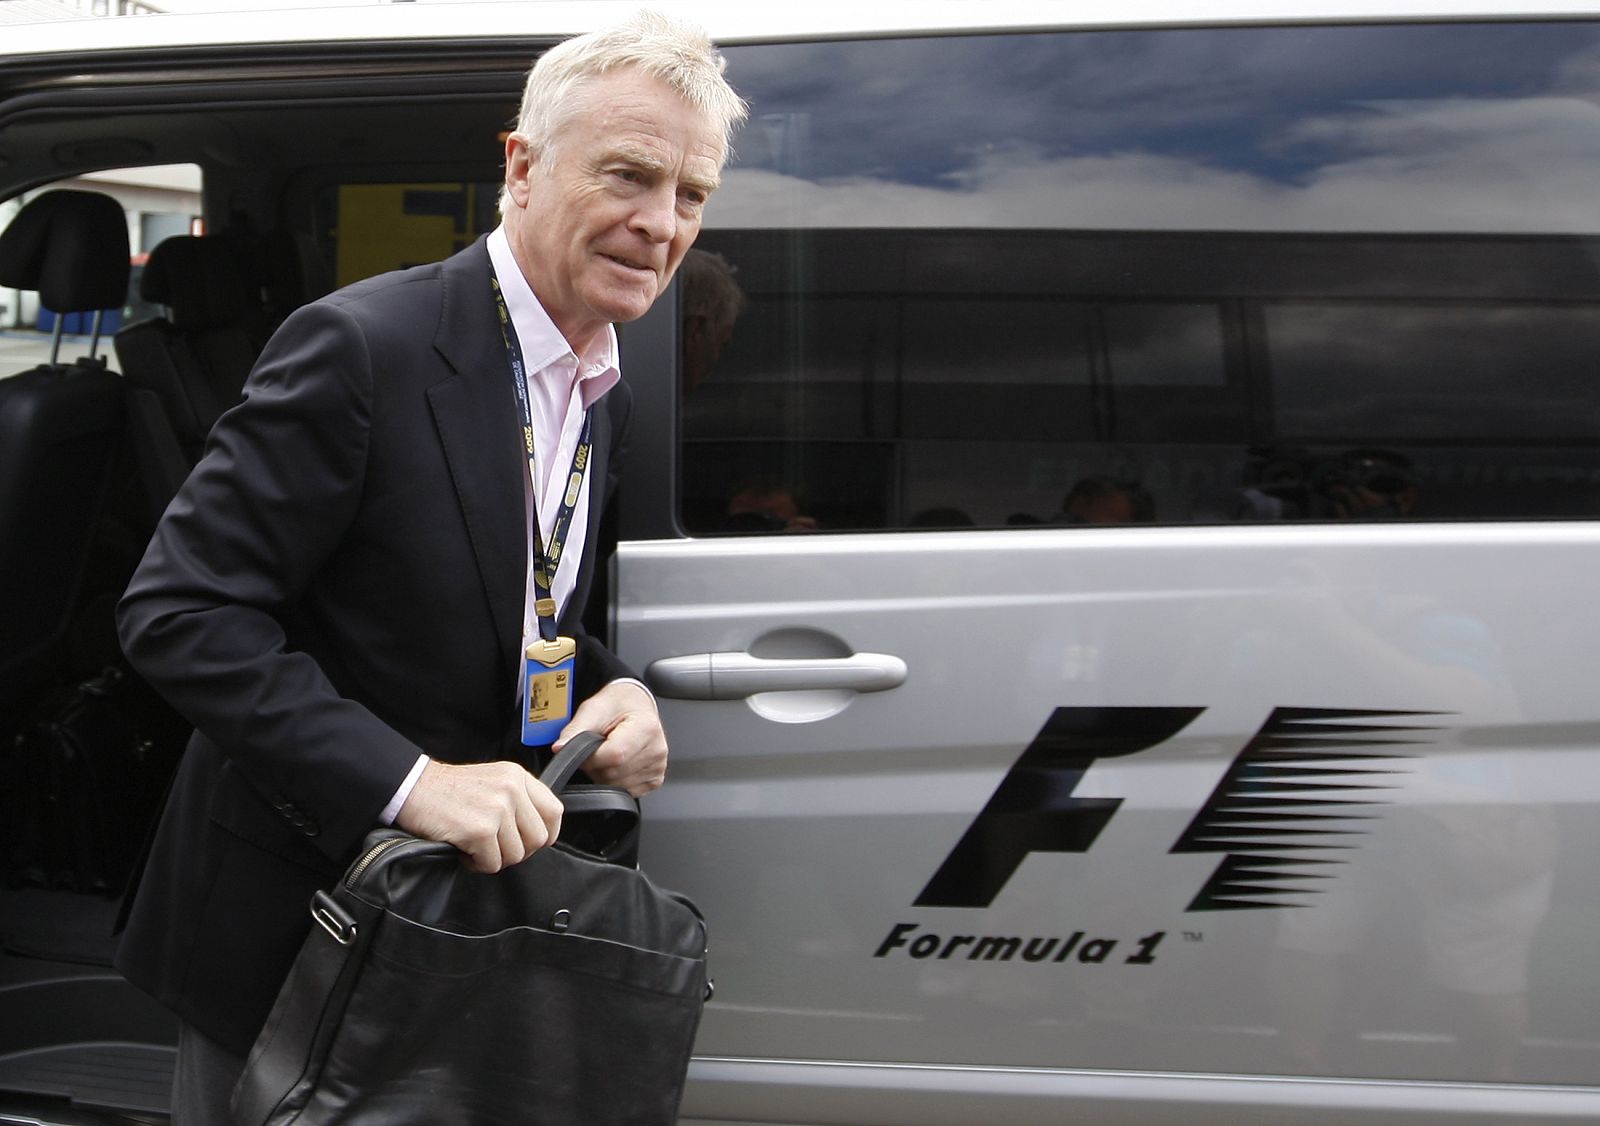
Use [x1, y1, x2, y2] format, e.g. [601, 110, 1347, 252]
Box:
[682, 1059, 1600, 1124]
[618, 523, 1600, 1122]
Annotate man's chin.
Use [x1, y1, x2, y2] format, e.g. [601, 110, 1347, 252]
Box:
[593, 288, 660, 326]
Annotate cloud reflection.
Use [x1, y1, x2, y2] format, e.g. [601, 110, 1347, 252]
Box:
[713, 19, 1600, 238]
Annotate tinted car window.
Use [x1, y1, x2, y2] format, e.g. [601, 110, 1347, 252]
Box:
[683, 24, 1600, 531]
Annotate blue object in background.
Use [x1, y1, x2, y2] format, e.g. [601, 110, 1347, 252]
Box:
[36, 306, 123, 336]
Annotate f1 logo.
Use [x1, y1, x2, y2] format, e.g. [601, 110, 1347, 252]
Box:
[915, 706, 1429, 912]
[914, 707, 1204, 908]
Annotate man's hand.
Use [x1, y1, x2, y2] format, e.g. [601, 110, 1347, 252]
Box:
[555, 680, 668, 796]
[395, 759, 562, 873]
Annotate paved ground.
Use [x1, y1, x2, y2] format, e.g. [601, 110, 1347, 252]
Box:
[0, 329, 109, 373]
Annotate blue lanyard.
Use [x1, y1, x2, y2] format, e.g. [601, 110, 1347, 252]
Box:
[490, 270, 593, 644]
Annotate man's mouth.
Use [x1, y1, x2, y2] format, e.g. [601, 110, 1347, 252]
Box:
[602, 253, 654, 274]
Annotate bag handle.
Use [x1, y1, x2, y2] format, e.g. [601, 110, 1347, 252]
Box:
[538, 732, 640, 864]
[539, 729, 606, 794]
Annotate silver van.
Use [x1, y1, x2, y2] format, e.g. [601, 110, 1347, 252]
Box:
[4, 2, 1600, 1123]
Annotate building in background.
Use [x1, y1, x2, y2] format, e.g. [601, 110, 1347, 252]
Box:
[0, 0, 159, 23]
[0, 165, 200, 335]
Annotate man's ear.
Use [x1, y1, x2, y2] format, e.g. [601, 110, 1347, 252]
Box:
[504, 134, 536, 208]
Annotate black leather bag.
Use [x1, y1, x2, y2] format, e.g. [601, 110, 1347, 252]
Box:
[230, 733, 708, 1125]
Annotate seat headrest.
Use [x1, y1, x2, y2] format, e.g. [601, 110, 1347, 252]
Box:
[141, 235, 255, 331]
[0, 190, 130, 313]
[260, 228, 334, 317]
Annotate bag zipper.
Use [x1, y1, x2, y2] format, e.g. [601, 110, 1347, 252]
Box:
[345, 835, 409, 889]
[310, 836, 411, 946]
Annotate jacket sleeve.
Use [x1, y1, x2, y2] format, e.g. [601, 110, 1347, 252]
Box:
[117, 300, 422, 863]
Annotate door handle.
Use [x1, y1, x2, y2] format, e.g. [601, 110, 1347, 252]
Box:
[645, 651, 908, 700]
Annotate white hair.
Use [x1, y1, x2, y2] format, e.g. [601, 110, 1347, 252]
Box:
[515, 10, 748, 171]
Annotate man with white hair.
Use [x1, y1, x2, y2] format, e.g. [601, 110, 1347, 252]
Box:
[114, 13, 746, 1118]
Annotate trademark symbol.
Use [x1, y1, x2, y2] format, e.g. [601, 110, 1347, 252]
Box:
[1184, 931, 1204, 943]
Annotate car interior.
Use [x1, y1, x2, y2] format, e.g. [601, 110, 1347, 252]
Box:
[0, 39, 543, 1125]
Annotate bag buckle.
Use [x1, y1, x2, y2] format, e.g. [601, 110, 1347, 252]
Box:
[311, 890, 358, 946]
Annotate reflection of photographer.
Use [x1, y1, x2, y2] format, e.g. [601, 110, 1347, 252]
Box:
[723, 482, 817, 532]
[680, 248, 746, 395]
[1246, 447, 1419, 520]
[1324, 449, 1419, 519]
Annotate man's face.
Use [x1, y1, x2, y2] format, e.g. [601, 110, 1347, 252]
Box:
[503, 68, 724, 353]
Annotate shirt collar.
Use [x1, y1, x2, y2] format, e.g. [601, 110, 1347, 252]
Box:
[486, 225, 620, 409]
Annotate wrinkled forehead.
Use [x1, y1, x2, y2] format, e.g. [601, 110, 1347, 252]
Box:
[557, 66, 730, 168]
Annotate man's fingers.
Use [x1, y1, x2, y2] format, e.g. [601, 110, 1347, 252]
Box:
[464, 827, 504, 874]
[392, 681, 667, 871]
[556, 680, 657, 749]
[520, 775, 562, 852]
[396, 759, 565, 873]
[586, 732, 665, 793]
[496, 812, 528, 871]
[576, 716, 668, 796]
[551, 681, 669, 797]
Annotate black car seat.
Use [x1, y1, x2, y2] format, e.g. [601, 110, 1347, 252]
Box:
[113, 234, 267, 523]
[0, 190, 131, 723]
[114, 234, 263, 462]
[258, 226, 334, 326]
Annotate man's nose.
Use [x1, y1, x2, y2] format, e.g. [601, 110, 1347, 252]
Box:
[630, 186, 678, 244]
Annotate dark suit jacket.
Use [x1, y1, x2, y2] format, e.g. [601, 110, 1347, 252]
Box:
[115, 237, 635, 1053]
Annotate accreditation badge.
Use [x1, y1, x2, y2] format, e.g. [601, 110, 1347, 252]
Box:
[522, 635, 576, 745]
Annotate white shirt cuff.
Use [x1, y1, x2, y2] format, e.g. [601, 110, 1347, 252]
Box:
[381, 753, 431, 825]
[608, 676, 657, 709]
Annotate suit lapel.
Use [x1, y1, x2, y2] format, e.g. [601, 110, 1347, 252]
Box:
[425, 238, 627, 690]
[426, 239, 526, 688]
